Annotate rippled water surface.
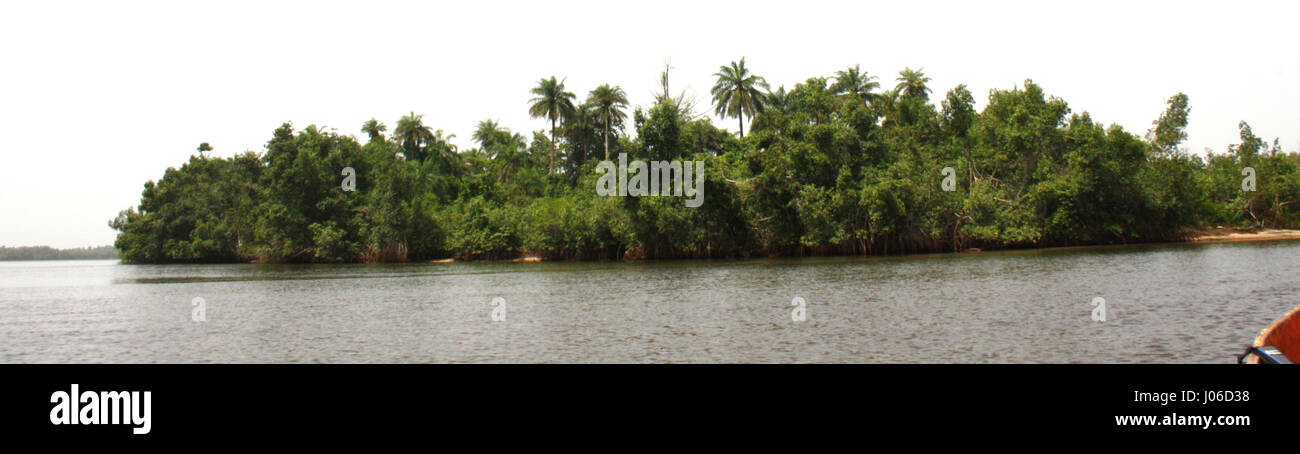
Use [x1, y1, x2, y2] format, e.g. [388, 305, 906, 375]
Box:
[3, 241, 1299, 363]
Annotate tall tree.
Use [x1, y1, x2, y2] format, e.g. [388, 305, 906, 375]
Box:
[587, 84, 629, 160]
[941, 84, 977, 187]
[1147, 93, 1191, 156]
[394, 111, 434, 161]
[473, 119, 505, 156]
[711, 58, 769, 138]
[361, 118, 387, 143]
[832, 64, 880, 104]
[895, 67, 932, 101]
[940, 84, 976, 138]
[528, 76, 577, 172]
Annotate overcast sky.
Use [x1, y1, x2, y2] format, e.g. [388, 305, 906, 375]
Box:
[2, 0, 1297, 248]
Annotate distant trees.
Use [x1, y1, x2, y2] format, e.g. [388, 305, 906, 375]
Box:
[1199, 121, 1300, 228]
[110, 63, 1300, 264]
[0, 246, 118, 261]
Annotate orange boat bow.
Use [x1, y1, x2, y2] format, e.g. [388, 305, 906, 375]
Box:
[1248, 305, 1300, 364]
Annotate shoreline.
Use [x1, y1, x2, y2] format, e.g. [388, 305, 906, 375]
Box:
[1187, 228, 1300, 244]
[428, 228, 1300, 264]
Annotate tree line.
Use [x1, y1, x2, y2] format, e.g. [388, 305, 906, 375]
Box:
[110, 60, 1300, 263]
[0, 246, 118, 261]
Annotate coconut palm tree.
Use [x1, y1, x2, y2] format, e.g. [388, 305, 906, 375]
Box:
[833, 65, 880, 104]
[528, 76, 577, 172]
[473, 119, 505, 157]
[895, 67, 932, 101]
[711, 58, 769, 138]
[361, 118, 387, 143]
[587, 84, 629, 160]
[394, 111, 434, 161]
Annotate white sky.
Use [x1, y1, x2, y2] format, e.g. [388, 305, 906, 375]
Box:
[2, 0, 1297, 248]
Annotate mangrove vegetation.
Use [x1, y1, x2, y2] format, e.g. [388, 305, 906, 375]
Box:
[110, 62, 1300, 263]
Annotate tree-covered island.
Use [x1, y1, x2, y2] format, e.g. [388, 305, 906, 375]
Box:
[110, 62, 1300, 263]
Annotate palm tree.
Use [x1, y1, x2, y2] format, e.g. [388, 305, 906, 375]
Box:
[874, 89, 902, 127]
[587, 84, 629, 160]
[473, 119, 505, 156]
[528, 76, 577, 172]
[561, 103, 599, 175]
[428, 129, 464, 176]
[895, 67, 932, 101]
[361, 118, 387, 143]
[764, 85, 791, 114]
[711, 58, 769, 138]
[394, 111, 434, 161]
[833, 65, 880, 104]
[496, 132, 529, 182]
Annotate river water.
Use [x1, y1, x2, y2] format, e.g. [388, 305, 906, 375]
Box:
[2, 240, 1297, 363]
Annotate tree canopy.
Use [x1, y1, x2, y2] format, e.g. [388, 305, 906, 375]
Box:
[111, 63, 1300, 263]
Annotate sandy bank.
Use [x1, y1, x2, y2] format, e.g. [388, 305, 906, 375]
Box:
[1190, 228, 1300, 244]
[430, 256, 542, 264]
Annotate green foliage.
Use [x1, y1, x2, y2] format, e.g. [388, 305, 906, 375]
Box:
[112, 151, 262, 262]
[1148, 93, 1190, 155]
[361, 118, 387, 143]
[1199, 123, 1300, 227]
[636, 99, 685, 161]
[111, 66, 1300, 264]
[832, 65, 880, 105]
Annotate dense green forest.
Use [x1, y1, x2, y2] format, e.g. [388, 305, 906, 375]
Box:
[110, 61, 1300, 263]
[0, 246, 118, 261]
